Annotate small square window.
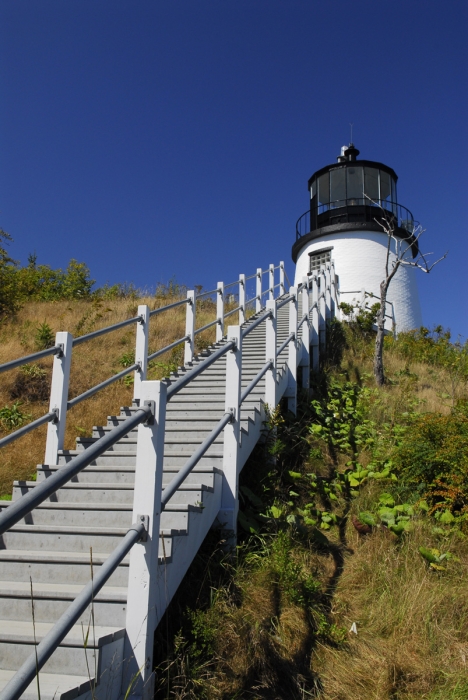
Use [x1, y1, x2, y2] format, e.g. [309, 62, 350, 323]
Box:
[309, 249, 331, 273]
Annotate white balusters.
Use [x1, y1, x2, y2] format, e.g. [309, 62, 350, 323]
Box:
[44, 331, 73, 466]
[184, 290, 196, 365]
[216, 282, 224, 342]
[220, 325, 242, 539]
[239, 274, 246, 325]
[265, 299, 277, 407]
[286, 287, 297, 415]
[279, 261, 285, 296]
[124, 380, 167, 699]
[133, 304, 149, 402]
[301, 277, 310, 390]
[269, 264, 274, 302]
[311, 275, 320, 371]
[256, 268, 262, 312]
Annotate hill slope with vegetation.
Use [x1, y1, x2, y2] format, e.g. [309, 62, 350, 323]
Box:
[153, 322, 468, 700]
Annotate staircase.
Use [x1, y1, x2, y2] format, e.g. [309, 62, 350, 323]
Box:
[0, 262, 337, 699]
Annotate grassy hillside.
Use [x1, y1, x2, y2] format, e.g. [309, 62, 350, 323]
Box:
[152, 323, 468, 700]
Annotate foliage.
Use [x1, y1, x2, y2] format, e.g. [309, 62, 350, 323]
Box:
[10, 364, 50, 402]
[34, 321, 55, 350]
[339, 299, 381, 336]
[0, 401, 31, 430]
[0, 228, 20, 318]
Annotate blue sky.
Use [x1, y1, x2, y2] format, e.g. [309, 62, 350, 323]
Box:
[1, 1, 467, 337]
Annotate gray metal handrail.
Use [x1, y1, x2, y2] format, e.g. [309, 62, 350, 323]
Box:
[194, 318, 219, 335]
[245, 295, 259, 306]
[223, 279, 240, 290]
[297, 313, 308, 329]
[195, 288, 218, 299]
[241, 310, 272, 338]
[276, 295, 292, 310]
[148, 335, 189, 362]
[149, 297, 189, 316]
[0, 410, 58, 449]
[277, 332, 295, 357]
[244, 272, 258, 281]
[67, 362, 141, 410]
[0, 520, 146, 700]
[0, 405, 153, 536]
[224, 305, 241, 319]
[72, 315, 142, 347]
[284, 269, 292, 288]
[240, 361, 272, 404]
[167, 341, 235, 400]
[0, 345, 62, 375]
[161, 411, 233, 507]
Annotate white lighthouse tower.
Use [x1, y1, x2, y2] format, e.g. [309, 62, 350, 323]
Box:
[293, 145, 422, 332]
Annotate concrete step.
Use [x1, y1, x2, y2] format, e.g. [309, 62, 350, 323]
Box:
[33, 465, 220, 487]
[0, 619, 123, 677]
[0, 580, 127, 626]
[0, 669, 93, 700]
[0, 548, 130, 586]
[5, 501, 201, 531]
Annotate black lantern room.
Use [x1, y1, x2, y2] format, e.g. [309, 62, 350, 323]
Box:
[292, 144, 418, 262]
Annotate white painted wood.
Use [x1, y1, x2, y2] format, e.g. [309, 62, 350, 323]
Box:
[269, 264, 274, 302]
[265, 299, 277, 408]
[301, 277, 310, 390]
[286, 287, 297, 414]
[124, 381, 167, 699]
[325, 266, 332, 321]
[238, 274, 246, 325]
[256, 268, 262, 313]
[279, 261, 285, 296]
[220, 325, 241, 538]
[216, 282, 224, 342]
[311, 276, 320, 371]
[330, 262, 339, 319]
[133, 305, 149, 402]
[44, 332, 73, 466]
[184, 290, 195, 365]
[319, 270, 327, 352]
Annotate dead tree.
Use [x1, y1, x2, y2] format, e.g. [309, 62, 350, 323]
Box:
[370, 201, 447, 386]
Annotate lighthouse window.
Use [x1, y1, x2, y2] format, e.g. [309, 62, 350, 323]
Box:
[364, 167, 379, 201]
[347, 166, 364, 202]
[317, 172, 330, 208]
[380, 170, 392, 201]
[309, 249, 331, 273]
[330, 168, 346, 206]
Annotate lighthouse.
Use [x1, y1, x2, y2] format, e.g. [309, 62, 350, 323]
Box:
[292, 145, 422, 332]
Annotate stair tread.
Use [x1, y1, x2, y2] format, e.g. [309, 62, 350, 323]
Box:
[0, 669, 93, 700]
[0, 580, 127, 601]
[0, 549, 130, 565]
[0, 619, 123, 646]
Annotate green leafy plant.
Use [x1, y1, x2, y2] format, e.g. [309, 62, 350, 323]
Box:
[0, 401, 31, 430]
[34, 322, 54, 350]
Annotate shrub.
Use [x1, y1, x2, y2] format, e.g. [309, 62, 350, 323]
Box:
[10, 364, 50, 402]
[0, 401, 31, 430]
[34, 322, 55, 350]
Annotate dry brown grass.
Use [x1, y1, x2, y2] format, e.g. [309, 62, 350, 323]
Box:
[315, 518, 468, 699]
[0, 295, 244, 495]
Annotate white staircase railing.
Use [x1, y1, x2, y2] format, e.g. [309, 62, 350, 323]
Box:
[0, 259, 339, 700]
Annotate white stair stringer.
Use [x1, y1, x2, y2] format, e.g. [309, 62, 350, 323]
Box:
[0, 301, 294, 700]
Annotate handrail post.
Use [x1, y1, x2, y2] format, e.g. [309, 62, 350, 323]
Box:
[301, 277, 310, 390]
[239, 274, 246, 325]
[219, 325, 241, 543]
[133, 305, 149, 403]
[330, 261, 338, 319]
[319, 269, 327, 352]
[325, 265, 332, 322]
[279, 261, 285, 296]
[269, 264, 274, 302]
[44, 332, 72, 466]
[285, 287, 298, 414]
[184, 290, 195, 365]
[256, 268, 262, 312]
[311, 275, 320, 371]
[216, 282, 224, 342]
[124, 380, 166, 699]
[265, 300, 277, 407]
